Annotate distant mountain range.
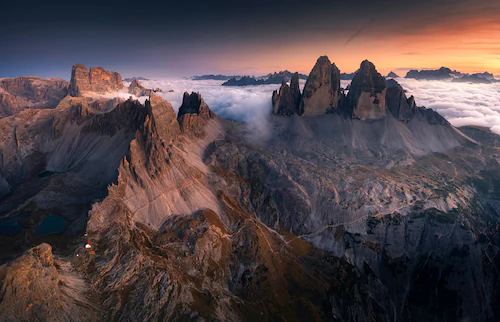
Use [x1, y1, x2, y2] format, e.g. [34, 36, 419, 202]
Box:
[340, 71, 357, 80]
[195, 70, 308, 85]
[405, 68, 496, 83]
[221, 70, 308, 86]
[123, 76, 149, 82]
[192, 74, 241, 81]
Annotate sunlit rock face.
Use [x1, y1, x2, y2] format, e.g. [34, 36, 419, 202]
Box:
[301, 56, 341, 116]
[346, 60, 387, 121]
[0, 76, 68, 117]
[0, 243, 99, 321]
[69, 64, 123, 96]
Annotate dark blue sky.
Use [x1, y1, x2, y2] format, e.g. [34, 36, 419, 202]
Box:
[1, 0, 499, 79]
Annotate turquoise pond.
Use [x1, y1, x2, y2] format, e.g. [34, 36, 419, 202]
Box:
[0, 213, 28, 235]
[34, 215, 67, 237]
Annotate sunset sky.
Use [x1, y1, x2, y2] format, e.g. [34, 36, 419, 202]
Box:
[1, 0, 499, 78]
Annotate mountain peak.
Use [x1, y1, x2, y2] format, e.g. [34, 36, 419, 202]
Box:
[346, 60, 387, 120]
[301, 56, 340, 116]
[272, 72, 303, 116]
[177, 92, 215, 137]
[69, 63, 123, 96]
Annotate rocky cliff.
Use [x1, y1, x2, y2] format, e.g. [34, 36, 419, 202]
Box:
[128, 79, 151, 96]
[301, 56, 341, 116]
[0, 77, 68, 117]
[177, 92, 215, 136]
[271, 73, 303, 116]
[0, 243, 99, 321]
[385, 79, 417, 123]
[69, 64, 123, 96]
[346, 60, 387, 121]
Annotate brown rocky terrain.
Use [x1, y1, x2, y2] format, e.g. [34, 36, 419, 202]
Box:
[69, 64, 124, 96]
[0, 77, 68, 117]
[272, 73, 303, 116]
[128, 79, 151, 96]
[301, 56, 341, 116]
[0, 58, 499, 321]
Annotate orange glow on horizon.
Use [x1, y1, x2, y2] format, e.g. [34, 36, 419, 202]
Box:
[212, 17, 500, 77]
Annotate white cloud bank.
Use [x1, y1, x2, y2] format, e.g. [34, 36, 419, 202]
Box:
[126, 77, 500, 136]
[395, 78, 500, 135]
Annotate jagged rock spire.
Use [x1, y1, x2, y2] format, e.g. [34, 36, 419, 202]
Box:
[272, 73, 303, 116]
[346, 60, 387, 121]
[177, 92, 215, 137]
[69, 64, 123, 97]
[385, 79, 417, 123]
[301, 56, 341, 116]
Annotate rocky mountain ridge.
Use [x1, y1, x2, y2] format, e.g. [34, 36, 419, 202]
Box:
[0, 59, 499, 321]
[272, 56, 447, 125]
[0, 77, 68, 117]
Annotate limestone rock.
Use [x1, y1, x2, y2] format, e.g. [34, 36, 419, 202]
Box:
[346, 60, 387, 121]
[385, 79, 417, 122]
[69, 64, 123, 96]
[177, 92, 215, 137]
[302, 56, 341, 116]
[128, 79, 151, 96]
[0, 93, 21, 117]
[0, 77, 68, 117]
[69, 64, 90, 96]
[88, 67, 123, 92]
[0, 243, 98, 321]
[272, 73, 303, 116]
[145, 94, 181, 143]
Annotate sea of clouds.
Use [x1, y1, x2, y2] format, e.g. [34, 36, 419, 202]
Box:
[125, 77, 500, 135]
[396, 78, 500, 134]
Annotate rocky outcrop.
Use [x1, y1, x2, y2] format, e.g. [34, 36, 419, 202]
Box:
[272, 73, 303, 116]
[177, 92, 215, 137]
[0, 77, 68, 117]
[385, 79, 417, 122]
[0, 243, 98, 321]
[0, 93, 21, 117]
[68, 64, 90, 96]
[69, 64, 123, 96]
[346, 60, 387, 121]
[386, 71, 399, 78]
[459, 126, 500, 146]
[89, 67, 123, 92]
[301, 56, 341, 116]
[128, 79, 151, 96]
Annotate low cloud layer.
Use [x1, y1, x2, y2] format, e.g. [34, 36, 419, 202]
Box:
[128, 79, 305, 143]
[396, 78, 500, 134]
[127, 77, 500, 136]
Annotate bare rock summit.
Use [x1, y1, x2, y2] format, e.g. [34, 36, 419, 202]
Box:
[69, 64, 123, 96]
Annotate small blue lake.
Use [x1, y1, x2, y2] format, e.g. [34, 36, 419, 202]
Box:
[34, 215, 67, 237]
[0, 213, 28, 235]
